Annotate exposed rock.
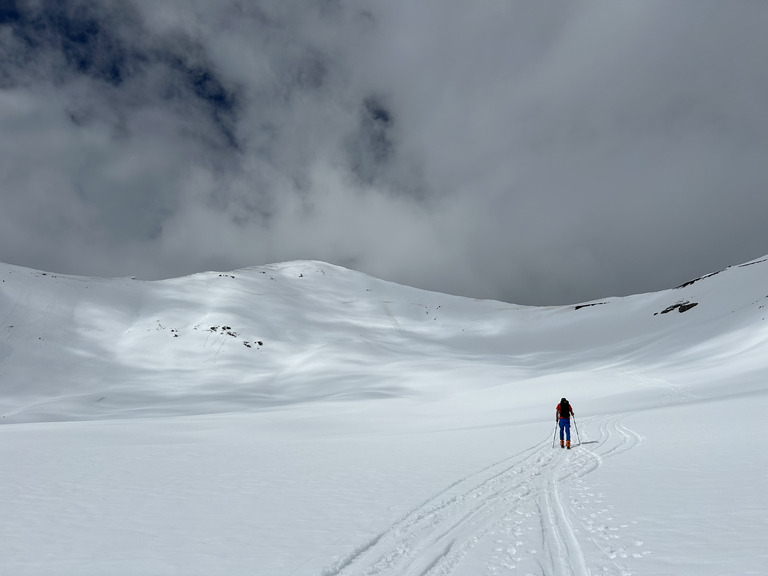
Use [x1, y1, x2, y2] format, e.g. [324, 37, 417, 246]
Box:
[656, 301, 699, 315]
[575, 302, 607, 311]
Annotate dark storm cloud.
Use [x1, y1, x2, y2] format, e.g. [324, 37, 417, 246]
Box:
[1, 0, 240, 145]
[1, 0, 767, 304]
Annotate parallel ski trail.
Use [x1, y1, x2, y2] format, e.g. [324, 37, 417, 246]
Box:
[320, 443, 550, 576]
[319, 415, 644, 576]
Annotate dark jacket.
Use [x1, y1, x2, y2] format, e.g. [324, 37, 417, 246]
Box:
[556, 402, 574, 420]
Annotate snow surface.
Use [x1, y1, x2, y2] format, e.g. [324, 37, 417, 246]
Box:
[1, 258, 767, 575]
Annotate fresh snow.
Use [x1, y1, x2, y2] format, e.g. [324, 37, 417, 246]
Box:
[0, 258, 766, 575]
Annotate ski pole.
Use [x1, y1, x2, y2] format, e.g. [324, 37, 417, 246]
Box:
[552, 420, 559, 448]
[572, 416, 581, 446]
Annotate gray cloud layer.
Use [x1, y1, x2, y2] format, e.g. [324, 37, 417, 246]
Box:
[1, 0, 767, 304]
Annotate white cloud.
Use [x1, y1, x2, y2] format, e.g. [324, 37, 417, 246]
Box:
[1, 0, 767, 303]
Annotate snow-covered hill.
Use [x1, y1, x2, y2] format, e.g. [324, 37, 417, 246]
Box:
[1, 257, 766, 574]
[2, 257, 766, 423]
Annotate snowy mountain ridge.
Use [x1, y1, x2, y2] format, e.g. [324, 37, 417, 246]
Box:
[1, 255, 767, 423]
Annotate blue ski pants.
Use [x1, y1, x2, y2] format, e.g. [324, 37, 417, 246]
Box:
[559, 418, 571, 442]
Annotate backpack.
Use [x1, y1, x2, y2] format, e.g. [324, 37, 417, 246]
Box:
[559, 400, 571, 418]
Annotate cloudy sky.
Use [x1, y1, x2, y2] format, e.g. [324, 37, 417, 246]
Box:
[1, 0, 767, 305]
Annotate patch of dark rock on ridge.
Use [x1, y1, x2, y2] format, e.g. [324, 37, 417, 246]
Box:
[575, 302, 608, 311]
[676, 271, 721, 289]
[655, 301, 698, 315]
[677, 259, 767, 290]
[738, 258, 768, 268]
[678, 258, 768, 289]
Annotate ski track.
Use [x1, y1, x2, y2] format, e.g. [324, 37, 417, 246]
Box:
[319, 416, 646, 576]
[619, 369, 689, 406]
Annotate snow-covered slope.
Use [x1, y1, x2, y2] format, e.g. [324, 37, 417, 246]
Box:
[2, 257, 766, 423]
[1, 257, 767, 575]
